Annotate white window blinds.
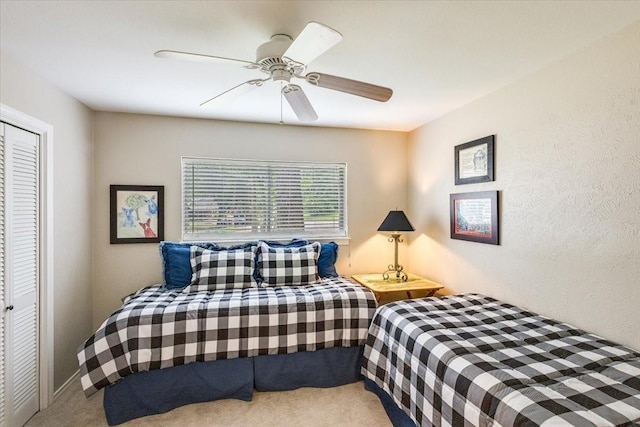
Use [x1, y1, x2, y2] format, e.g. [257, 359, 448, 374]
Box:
[182, 157, 347, 241]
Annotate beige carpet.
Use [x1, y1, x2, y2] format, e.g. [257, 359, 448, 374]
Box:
[26, 378, 392, 427]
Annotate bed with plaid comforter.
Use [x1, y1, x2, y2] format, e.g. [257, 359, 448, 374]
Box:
[362, 294, 640, 427]
[78, 276, 377, 397]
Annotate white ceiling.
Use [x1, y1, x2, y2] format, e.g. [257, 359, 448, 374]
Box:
[2, 1, 640, 132]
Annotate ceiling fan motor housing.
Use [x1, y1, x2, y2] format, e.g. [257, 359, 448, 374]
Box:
[256, 34, 292, 66]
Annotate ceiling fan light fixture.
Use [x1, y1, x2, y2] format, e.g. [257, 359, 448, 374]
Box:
[282, 84, 318, 122]
[271, 69, 292, 82]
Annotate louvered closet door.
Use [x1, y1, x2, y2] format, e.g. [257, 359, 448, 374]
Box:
[0, 122, 39, 427]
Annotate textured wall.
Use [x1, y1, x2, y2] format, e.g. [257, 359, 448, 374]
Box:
[0, 51, 95, 389]
[407, 22, 640, 350]
[93, 113, 408, 326]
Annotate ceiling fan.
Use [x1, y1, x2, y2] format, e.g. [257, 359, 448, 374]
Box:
[155, 22, 393, 122]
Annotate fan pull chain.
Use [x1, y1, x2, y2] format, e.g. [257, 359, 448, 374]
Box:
[279, 81, 284, 125]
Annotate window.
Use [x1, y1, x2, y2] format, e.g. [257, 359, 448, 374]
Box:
[182, 157, 347, 241]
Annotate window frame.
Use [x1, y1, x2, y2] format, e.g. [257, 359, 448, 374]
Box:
[181, 156, 349, 243]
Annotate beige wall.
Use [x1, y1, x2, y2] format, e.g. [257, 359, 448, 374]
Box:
[93, 113, 408, 326]
[407, 22, 640, 350]
[0, 52, 94, 389]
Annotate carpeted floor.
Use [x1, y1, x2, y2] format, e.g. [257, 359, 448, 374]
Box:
[25, 378, 392, 426]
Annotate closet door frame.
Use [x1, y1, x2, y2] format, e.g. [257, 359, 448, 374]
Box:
[1, 103, 54, 410]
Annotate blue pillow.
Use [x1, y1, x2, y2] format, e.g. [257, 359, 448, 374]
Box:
[160, 241, 219, 290]
[318, 242, 339, 278]
[209, 238, 309, 252]
[219, 241, 258, 250]
[261, 238, 308, 248]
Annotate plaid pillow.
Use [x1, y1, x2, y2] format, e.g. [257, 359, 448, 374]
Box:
[188, 246, 256, 291]
[257, 241, 321, 286]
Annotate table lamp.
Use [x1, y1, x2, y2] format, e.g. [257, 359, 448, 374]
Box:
[377, 210, 414, 281]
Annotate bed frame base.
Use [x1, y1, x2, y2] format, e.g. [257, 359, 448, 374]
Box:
[104, 346, 363, 425]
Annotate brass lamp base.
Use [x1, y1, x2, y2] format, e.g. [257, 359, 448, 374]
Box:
[381, 233, 408, 282]
[382, 266, 408, 282]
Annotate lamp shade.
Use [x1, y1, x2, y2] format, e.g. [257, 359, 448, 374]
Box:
[377, 210, 414, 233]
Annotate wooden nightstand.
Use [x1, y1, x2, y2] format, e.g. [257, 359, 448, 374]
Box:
[351, 273, 443, 303]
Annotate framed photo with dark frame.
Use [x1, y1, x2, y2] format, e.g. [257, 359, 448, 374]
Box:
[454, 135, 494, 185]
[110, 185, 164, 244]
[450, 191, 499, 245]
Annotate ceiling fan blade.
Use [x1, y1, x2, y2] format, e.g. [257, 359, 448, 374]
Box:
[282, 22, 342, 67]
[155, 50, 260, 69]
[200, 79, 268, 107]
[282, 84, 318, 122]
[305, 72, 393, 102]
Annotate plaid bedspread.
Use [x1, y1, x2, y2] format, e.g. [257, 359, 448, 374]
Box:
[362, 294, 640, 427]
[78, 276, 376, 397]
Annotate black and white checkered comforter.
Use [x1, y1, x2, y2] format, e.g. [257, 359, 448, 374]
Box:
[362, 294, 640, 427]
[78, 276, 377, 397]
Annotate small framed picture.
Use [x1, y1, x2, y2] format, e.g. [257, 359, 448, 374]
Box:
[454, 135, 494, 185]
[450, 191, 499, 245]
[110, 185, 164, 244]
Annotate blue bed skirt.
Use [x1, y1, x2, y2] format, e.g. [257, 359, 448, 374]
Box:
[104, 346, 363, 425]
[364, 378, 417, 427]
[255, 345, 363, 391]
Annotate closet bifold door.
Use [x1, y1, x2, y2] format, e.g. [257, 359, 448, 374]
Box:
[0, 122, 4, 426]
[1, 122, 40, 427]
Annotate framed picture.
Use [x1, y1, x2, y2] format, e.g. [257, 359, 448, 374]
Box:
[110, 185, 164, 244]
[454, 135, 494, 185]
[450, 191, 499, 245]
